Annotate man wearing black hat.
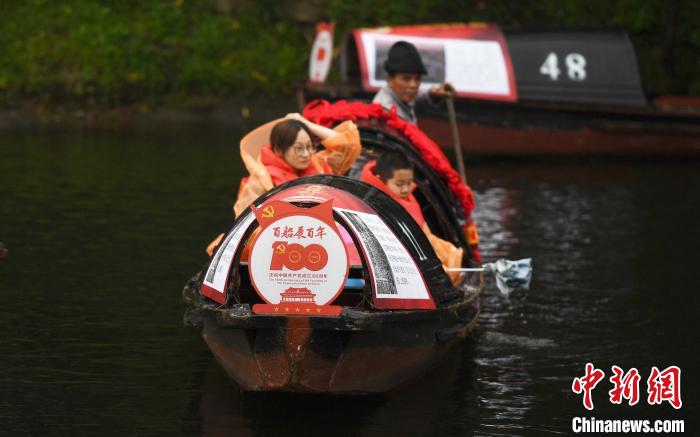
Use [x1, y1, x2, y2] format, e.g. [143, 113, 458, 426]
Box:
[373, 41, 454, 124]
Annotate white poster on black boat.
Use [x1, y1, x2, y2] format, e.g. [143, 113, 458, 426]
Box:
[201, 213, 256, 303]
[357, 31, 514, 99]
[335, 208, 432, 305]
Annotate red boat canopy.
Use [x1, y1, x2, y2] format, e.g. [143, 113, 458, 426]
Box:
[344, 23, 517, 102]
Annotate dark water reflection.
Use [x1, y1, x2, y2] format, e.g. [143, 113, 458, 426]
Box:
[1, 129, 697, 436]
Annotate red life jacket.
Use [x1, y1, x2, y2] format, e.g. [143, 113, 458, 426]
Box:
[260, 144, 332, 186]
[360, 161, 426, 228]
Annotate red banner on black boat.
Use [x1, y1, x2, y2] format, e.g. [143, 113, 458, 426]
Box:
[249, 200, 348, 316]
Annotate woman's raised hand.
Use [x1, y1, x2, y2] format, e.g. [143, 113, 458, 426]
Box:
[284, 112, 338, 141]
[284, 113, 305, 122]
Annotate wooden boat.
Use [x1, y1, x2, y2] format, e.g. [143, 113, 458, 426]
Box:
[302, 24, 700, 157]
[183, 108, 483, 394]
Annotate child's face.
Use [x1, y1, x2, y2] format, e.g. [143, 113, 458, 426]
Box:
[385, 168, 414, 199]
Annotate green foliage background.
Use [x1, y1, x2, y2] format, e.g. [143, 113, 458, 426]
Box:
[0, 0, 698, 108]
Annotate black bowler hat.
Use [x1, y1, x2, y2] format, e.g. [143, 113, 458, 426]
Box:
[383, 41, 427, 75]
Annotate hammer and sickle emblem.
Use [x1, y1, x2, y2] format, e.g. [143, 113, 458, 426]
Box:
[262, 206, 275, 218]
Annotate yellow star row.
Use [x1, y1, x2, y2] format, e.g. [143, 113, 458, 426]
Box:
[272, 307, 322, 313]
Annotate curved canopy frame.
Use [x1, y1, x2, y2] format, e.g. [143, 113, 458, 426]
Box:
[201, 177, 463, 309]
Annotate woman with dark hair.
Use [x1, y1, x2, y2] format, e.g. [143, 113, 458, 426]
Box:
[263, 117, 332, 186]
[233, 113, 361, 215]
[206, 113, 361, 255]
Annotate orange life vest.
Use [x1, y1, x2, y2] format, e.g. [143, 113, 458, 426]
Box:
[260, 144, 332, 186]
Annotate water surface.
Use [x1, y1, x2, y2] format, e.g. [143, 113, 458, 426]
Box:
[0, 129, 697, 436]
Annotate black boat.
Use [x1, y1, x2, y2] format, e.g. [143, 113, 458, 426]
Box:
[183, 112, 483, 394]
[303, 24, 700, 157]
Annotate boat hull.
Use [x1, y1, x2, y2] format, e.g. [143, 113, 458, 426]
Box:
[185, 278, 480, 394]
[417, 101, 700, 158]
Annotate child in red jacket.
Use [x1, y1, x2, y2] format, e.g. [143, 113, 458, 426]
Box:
[360, 151, 463, 280]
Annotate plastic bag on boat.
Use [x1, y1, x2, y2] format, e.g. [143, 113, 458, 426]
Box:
[484, 258, 532, 294]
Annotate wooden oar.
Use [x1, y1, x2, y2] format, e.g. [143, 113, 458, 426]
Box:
[445, 94, 468, 184]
